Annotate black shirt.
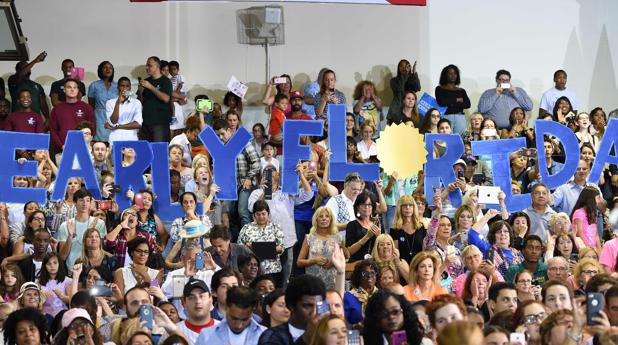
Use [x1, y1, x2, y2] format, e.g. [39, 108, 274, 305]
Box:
[390, 226, 427, 264]
[345, 220, 376, 263]
[435, 86, 471, 115]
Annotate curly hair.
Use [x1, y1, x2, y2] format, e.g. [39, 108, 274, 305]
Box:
[350, 259, 379, 289]
[426, 294, 468, 328]
[363, 289, 422, 345]
[4, 308, 50, 345]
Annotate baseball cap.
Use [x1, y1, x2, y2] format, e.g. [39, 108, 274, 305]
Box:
[290, 91, 303, 99]
[18, 282, 40, 300]
[183, 278, 210, 297]
[61, 308, 94, 328]
[453, 159, 467, 168]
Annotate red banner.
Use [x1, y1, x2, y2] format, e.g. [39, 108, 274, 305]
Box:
[130, 0, 426, 5]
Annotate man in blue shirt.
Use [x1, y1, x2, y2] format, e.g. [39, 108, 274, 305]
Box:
[478, 69, 533, 129]
[552, 159, 600, 215]
[197, 286, 266, 345]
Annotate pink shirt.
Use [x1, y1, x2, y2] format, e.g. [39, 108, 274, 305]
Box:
[41, 277, 73, 317]
[572, 208, 597, 247]
[600, 238, 618, 271]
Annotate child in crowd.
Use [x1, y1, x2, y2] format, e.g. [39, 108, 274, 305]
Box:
[38, 252, 72, 318]
[261, 142, 279, 172]
[268, 93, 288, 156]
[0, 265, 24, 305]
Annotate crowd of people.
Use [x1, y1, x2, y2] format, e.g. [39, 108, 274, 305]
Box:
[0, 51, 617, 345]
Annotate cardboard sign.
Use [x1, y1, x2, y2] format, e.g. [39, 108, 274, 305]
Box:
[417, 92, 447, 117]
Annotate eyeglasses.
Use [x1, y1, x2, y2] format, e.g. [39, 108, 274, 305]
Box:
[133, 249, 149, 255]
[361, 271, 376, 278]
[523, 312, 546, 325]
[582, 270, 599, 275]
[517, 279, 532, 285]
[548, 266, 567, 272]
[378, 308, 403, 319]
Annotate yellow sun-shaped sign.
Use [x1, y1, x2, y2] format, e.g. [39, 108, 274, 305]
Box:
[376, 123, 427, 179]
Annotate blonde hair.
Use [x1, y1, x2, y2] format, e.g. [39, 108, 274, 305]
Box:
[192, 154, 210, 171]
[454, 205, 475, 232]
[549, 212, 571, 230]
[76, 228, 112, 266]
[437, 320, 482, 345]
[408, 251, 441, 286]
[372, 234, 400, 283]
[461, 245, 482, 261]
[574, 257, 603, 280]
[310, 206, 338, 235]
[467, 112, 484, 132]
[579, 247, 600, 260]
[392, 195, 421, 229]
[462, 187, 480, 218]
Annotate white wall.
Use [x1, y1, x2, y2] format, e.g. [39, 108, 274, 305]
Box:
[1, 0, 616, 125]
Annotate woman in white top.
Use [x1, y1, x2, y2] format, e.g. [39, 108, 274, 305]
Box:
[357, 122, 378, 162]
[114, 237, 162, 293]
[574, 112, 600, 152]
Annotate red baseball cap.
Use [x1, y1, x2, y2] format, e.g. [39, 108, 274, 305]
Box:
[290, 91, 304, 99]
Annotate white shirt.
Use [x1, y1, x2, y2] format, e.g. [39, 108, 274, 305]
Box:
[161, 266, 220, 319]
[105, 97, 143, 144]
[169, 133, 192, 166]
[325, 193, 356, 225]
[260, 157, 280, 172]
[539, 87, 579, 112]
[357, 140, 378, 160]
[169, 102, 186, 130]
[176, 319, 219, 345]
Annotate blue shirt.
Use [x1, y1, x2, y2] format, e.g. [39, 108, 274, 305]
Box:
[477, 87, 533, 128]
[88, 80, 118, 141]
[552, 181, 598, 215]
[196, 318, 266, 345]
[523, 206, 556, 243]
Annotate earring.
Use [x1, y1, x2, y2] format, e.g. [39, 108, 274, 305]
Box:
[356, 212, 360, 218]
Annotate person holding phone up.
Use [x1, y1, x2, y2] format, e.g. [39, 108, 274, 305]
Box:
[314, 69, 346, 120]
[477, 69, 533, 129]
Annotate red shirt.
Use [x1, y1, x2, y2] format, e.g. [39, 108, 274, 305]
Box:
[49, 101, 95, 150]
[6, 111, 45, 133]
[269, 107, 286, 155]
[287, 111, 312, 121]
[184, 318, 215, 334]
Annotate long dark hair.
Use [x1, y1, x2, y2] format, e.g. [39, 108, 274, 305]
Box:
[24, 210, 46, 244]
[363, 289, 422, 345]
[553, 233, 579, 258]
[570, 186, 599, 224]
[261, 288, 286, 328]
[552, 96, 573, 121]
[419, 108, 439, 134]
[39, 252, 68, 286]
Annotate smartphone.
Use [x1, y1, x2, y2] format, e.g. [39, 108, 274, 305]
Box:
[348, 330, 361, 345]
[90, 280, 112, 297]
[264, 168, 273, 201]
[500, 83, 511, 90]
[195, 252, 204, 270]
[139, 305, 154, 329]
[97, 200, 111, 211]
[134, 192, 144, 210]
[274, 77, 287, 84]
[390, 330, 407, 345]
[509, 332, 526, 345]
[308, 161, 316, 173]
[111, 184, 122, 193]
[587, 292, 605, 325]
[531, 279, 540, 287]
[457, 170, 465, 179]
[316, 301, 330, 315]
[570, 253, 579, 262]
[196, 99, 213, 112]
[172, 276, 187, 298]
[70, 67, 85, 80]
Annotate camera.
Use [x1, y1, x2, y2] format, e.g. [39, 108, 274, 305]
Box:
[90, 280, 112, 297]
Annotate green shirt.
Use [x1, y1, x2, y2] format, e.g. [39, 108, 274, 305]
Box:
[506, 261, 547, 285]
[142, 76, 173, 126]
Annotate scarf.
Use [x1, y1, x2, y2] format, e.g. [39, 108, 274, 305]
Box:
[350, 286, 378, 315]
